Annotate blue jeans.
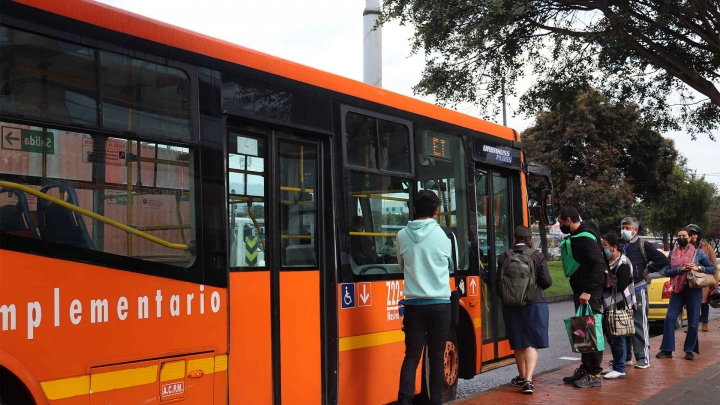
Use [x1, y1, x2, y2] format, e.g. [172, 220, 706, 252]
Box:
[609, 336, 627, 373]
[660, 286, 702, 354]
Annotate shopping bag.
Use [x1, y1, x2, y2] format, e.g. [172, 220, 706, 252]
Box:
[564, 304, 605, 353]
[605, 284, 635, 337]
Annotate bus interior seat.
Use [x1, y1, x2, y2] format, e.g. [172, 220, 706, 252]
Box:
[0, 188, 40, 239]
[37, 182, 95, 250]
[351, 260, 401, 275]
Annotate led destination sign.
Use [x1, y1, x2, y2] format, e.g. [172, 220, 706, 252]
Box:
[474, 139, 522, 170]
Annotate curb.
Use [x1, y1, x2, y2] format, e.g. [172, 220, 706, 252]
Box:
[545, 293, 573, 303]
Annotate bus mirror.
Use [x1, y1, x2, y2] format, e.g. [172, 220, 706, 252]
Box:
[541, 189, 556, 225]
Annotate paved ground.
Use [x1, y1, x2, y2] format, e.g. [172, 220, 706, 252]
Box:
[453, 316, 720, 405]
[456, 300, 720, 399]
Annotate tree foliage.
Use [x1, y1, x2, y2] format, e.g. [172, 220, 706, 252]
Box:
[381, 0, 720, 138]
[521, 89, 677, 233]
[701, 196, 720, 255]
[647, 166, 718, 247]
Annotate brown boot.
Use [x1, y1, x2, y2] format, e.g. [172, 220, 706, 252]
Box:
[701, 323, 709, 332]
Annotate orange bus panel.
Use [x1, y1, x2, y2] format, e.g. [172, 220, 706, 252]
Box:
[0, 250, 227, 403]
[228, 272, 272, 405]
[279, 271, 322, 405]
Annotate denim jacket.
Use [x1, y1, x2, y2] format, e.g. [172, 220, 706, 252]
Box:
[662, 248, 717, 278]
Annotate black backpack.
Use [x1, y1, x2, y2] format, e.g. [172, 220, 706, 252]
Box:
[498, 247, 537, 306]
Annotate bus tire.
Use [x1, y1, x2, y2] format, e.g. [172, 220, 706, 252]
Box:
[0, 367, 35, 405]
[420, 328, 459, 404]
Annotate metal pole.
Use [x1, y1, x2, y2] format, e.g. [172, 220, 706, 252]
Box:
[363, 0, 382, 87]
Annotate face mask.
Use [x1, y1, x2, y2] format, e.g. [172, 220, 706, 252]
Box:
[621, 230, 633, 242]
[560, 222, 572, 234]
[604, 249, 612, 259]
[677, 237, 689, 247]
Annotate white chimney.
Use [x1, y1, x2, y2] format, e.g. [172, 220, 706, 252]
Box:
[363, 0, 382, 87]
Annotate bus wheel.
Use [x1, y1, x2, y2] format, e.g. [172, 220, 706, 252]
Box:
[0, 367, 35, 405]
[421, 329, 459, 403]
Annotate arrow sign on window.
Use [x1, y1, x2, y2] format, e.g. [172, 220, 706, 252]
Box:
[358, 282, 372, 307]
[4, 131, 19, 146]
[468, 276, 479, 297]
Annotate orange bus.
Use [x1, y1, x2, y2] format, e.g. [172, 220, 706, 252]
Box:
[0, 1, 554, 404]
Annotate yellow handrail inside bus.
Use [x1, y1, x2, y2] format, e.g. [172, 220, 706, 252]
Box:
[351, 194, 409, 202]
[0, 181, 189, 251]
[349, 232, 398, 237]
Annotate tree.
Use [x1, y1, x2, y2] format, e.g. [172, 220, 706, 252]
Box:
[381, 0, 720, 138]
[703, 197, 720, 255]
[647, 166, 718, 248]
[522, 89, 677, 234]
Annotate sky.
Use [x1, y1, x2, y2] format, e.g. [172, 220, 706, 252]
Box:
[97, 0, 720, 187]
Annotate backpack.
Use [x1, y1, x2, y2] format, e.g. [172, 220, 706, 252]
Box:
[561, 232, 598, 277]
[498, 247, 537, 306]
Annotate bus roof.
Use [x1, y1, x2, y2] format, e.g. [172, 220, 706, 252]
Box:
[13, 0, 516, 141]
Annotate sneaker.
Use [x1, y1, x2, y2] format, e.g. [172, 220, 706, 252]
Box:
[603, 370, 627, 379]
[573, 373, 602, 388]
[609, 359, 634, 366]
[635, 359, 650, 369]
[685, 352, 694, 360]
[701, 323, 709, 332]
[656, 350, 673, 359]
[563, 367, 587, 384]
[600, 367, 614, 375]
[521, 381, 534, 394]
[510, 375, 525, 387]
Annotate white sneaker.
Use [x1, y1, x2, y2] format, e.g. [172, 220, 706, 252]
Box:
[603, 371, 627, 379]
[600, 367, 614, 375]
[625, 360, 634, 366]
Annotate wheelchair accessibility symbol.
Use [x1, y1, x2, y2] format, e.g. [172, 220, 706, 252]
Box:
[341, 283, 355, 309]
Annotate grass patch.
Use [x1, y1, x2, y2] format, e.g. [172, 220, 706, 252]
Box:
[544, 261, 572, 297]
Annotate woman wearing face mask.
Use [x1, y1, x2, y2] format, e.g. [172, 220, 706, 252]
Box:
[600, 233, 635, 379]
[656, 228, 718, 360]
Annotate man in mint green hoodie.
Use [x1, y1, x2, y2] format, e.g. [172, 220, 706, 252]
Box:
[396, 190, 452, 405]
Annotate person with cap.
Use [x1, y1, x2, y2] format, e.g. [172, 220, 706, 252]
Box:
[686, 224, 719, 332]
[619, 217, 668, 369]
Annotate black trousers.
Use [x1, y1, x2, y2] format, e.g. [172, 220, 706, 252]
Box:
[397, 304, 451, 405]
[573, 297, 604, 375]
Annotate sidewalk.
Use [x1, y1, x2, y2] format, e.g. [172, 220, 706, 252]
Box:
[453, 318, 720, 405]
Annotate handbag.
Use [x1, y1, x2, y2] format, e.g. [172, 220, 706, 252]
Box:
[604, 284, 635, 337]
[564, 304, 605, 353]
[688, 269, 716, 289]
[687, 247, 715, 288]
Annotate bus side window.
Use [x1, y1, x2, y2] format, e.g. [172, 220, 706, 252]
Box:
[415, 129, 469, 272]
[0, 122, 196, 267]
[228, 129, 267, 268]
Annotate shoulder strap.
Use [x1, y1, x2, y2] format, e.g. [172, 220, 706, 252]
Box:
[639, 239, 648, 263]
[570, 231, 597, 241]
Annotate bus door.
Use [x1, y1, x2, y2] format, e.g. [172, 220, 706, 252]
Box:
[227, 124, 325, 405]
[475, 167, 514, 363]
